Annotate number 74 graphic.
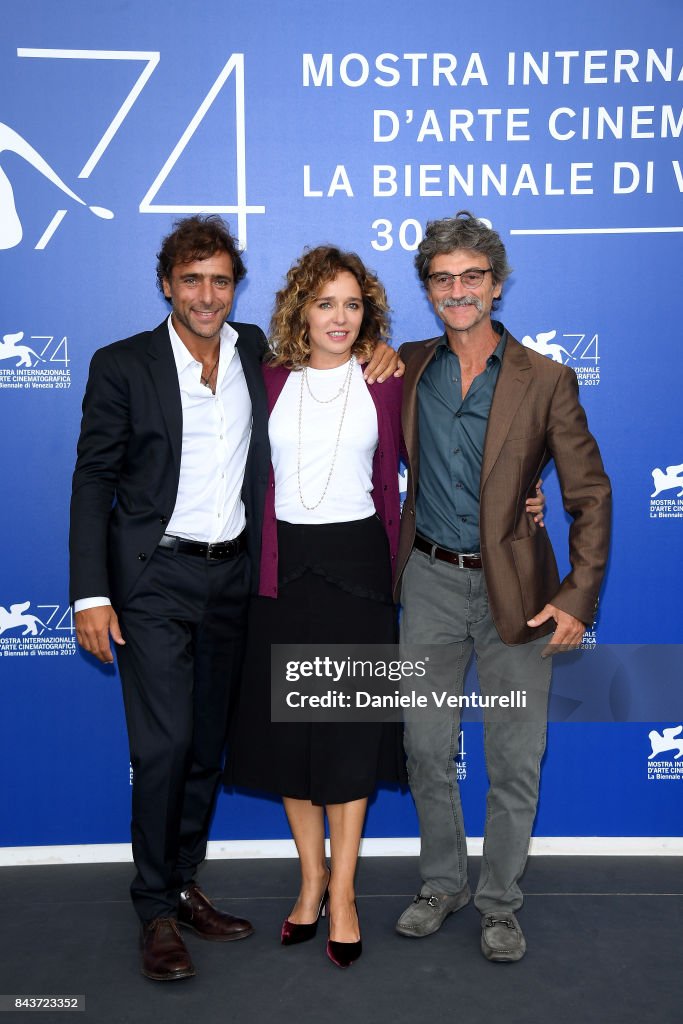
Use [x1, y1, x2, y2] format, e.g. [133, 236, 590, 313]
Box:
[17, 48, 265, 249]
[563, 334, 599, 363]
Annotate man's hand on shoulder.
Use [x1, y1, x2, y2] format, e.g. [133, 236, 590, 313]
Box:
[363, 342, 405, 383]
[525, 479, 545, 528]
[527, 603, 586, 657]
[75, 606, 125, 664]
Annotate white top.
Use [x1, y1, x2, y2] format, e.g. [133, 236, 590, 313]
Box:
[270, 357, 378, 525]
[74, 315, 252, 612]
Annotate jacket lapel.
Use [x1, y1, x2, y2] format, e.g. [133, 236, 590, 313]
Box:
[236, 331, 269, 426]
[146, 320, 183, 474]
[480, 334, 532, 490]
[402, 337, 441, 484]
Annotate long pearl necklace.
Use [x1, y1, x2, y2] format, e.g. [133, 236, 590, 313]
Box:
[297, 356, 355, 511]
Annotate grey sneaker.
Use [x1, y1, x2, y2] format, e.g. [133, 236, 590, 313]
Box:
[395, 885, 471, 938]
[480, 912, 526, 962]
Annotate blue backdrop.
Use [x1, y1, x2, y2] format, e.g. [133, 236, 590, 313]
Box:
[1, 0, 682, 850]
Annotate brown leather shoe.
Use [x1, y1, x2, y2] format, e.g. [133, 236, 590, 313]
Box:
[178, 884, 254, 942]
[140, 917, 196, 981]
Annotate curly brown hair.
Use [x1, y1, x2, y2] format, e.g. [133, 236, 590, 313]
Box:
[268, 246, 390, 367]
[156, 214, 246, 292]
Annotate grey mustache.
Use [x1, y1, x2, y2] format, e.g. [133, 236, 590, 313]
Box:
[438, 296, 483, 313]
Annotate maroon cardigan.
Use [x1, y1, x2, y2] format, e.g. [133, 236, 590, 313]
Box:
[258, 362, 404, 598]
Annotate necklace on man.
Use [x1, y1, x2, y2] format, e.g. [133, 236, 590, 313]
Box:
[297, 356, 355, 510]
[200, 356, 219, 393]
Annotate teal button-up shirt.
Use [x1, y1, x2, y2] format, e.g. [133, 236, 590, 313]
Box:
[415, 323, 507, 553]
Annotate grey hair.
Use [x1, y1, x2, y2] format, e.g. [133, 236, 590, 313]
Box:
[414, 211, 512, 292]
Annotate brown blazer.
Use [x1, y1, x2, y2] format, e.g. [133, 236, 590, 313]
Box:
[395, 331, 611, 645]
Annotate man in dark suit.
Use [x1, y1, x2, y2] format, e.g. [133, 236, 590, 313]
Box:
[394, 212, 611, 961]
[70, 216, 271, 981]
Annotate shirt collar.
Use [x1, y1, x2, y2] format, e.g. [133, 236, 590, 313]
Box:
[167, 314, 239, 378]
[433, 320, 507, 365]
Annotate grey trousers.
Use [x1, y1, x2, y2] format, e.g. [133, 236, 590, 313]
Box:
[400, 548, 552, 913]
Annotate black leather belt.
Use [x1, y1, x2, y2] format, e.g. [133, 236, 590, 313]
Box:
[158, 531, 246, 561]
[413, 534, 482, 569]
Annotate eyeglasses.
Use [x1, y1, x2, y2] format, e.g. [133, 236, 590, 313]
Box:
[426, 268, 493, 291]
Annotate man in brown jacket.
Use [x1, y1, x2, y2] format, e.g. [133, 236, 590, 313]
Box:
[394, 211, 611, 961]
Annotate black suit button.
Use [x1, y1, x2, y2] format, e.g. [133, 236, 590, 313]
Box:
[138, 553, 147, 561]
[159, 516, 168, 524]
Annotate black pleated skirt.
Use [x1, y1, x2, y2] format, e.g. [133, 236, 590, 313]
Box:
[227, 515, 407, 805]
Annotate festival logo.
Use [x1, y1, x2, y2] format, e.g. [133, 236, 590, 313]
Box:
[0, 330, 70, 390]
[0, 599, 76, 657]
[0, 332, 39, 367]
[649, 461, 683, 520]
[521, 329, 600, 386]
[647, 725, 683, 782]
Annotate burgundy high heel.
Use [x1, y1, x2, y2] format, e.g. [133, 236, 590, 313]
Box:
[281, 876, 330, 946]
[326, 902, 362, 968]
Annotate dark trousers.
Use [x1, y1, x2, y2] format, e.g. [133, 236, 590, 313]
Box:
[116, 545, 249, 923]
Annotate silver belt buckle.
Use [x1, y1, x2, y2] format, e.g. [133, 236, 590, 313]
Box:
[457, 551, 481, 568]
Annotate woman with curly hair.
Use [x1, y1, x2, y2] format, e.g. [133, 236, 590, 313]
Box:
[229, 245, 406, 968]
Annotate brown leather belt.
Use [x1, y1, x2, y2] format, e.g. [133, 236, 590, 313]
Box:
[158, 531, 246, 561]
[413, 534, 482, 569]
